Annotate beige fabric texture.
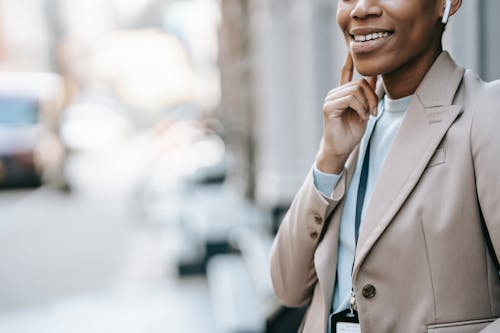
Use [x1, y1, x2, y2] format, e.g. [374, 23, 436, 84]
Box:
[270, 52, 500, 333]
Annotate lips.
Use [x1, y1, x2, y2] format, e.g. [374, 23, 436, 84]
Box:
[353, 31, 392, 42]
[348, 28, 394, 54]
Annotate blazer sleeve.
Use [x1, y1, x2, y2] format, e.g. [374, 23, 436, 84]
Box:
[270, 168, 347, 307]
[471, 80, 500, 332]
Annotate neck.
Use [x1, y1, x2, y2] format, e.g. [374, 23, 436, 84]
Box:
[382, 45, 443, 99]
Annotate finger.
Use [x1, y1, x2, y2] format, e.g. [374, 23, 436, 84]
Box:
[324, 95, 369, 122]
[366, 75, 377, 90]
[339, 52, 354, 85]
[324, 96, 368, 122]
[326, 81, 376, 115]
[325, 81, 368, 101]
[325, 85, 370, 111]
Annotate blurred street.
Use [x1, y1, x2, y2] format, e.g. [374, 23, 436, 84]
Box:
[0, 135, 215, 332]
[0, 0, 497, 332]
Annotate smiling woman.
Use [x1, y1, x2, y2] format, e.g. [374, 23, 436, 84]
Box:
[337, 0, 451, 98]
[270, 0, 500, 332]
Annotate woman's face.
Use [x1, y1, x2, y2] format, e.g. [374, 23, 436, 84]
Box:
[337, 0, 444, 77]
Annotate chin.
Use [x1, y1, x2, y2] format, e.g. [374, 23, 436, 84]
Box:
[356, 67, 380, 77]
[354, 65, 382, 77]
[353, 58, 389, 77]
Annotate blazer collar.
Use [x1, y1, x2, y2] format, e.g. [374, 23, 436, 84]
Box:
[376, 51, 464, 107]
[415, 51, 466, 108]
[352, 51, 465, 280]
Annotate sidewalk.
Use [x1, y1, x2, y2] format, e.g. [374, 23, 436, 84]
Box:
[0, 227, 215, 333]
[0, 136, 216, 332]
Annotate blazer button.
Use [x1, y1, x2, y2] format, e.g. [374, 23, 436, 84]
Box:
[362, 284, 376, 299]
[314, 214, 322, 225]
[310, 231, 319, 239]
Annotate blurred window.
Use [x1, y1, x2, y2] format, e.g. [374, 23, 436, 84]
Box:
[0, 97, 38, 126]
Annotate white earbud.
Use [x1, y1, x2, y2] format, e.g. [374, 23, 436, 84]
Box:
[442, 0, 452, 24]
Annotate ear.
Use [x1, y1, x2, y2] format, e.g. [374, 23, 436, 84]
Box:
[441, 0, 462, 21]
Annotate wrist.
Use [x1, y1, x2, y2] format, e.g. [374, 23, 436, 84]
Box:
[315, 150, 348, 174]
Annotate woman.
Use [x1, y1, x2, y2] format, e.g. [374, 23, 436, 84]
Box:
[270, 0, 500, 332]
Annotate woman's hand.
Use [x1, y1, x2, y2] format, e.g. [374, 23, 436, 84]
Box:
[315, 52, 378, 174]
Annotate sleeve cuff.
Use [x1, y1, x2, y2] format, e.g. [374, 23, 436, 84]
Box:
[312, 163, 343, 198]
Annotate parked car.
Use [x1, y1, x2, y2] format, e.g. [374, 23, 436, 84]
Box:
[0, 72, 66, 189]
[59, 100, 132, 153]
[0, 95, 42, 187]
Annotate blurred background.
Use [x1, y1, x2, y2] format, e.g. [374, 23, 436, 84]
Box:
[0, 0, 498, 332]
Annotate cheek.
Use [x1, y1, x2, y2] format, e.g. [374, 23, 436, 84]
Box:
[336, 5, 350, 33]
[399, 20, 437, 51]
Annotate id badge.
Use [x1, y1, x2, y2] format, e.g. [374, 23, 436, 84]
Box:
[328, 309, 360, 333]
[337, 322, 361, 333]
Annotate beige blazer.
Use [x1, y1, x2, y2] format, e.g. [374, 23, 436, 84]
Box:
[270, 51, 500, 333]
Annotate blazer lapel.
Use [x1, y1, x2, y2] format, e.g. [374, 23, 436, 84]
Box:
[352, 51, 465, 279]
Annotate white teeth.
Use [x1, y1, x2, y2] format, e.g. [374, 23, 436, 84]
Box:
[354, 31, 391, 42]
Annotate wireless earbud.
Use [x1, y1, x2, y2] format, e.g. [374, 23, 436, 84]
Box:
[442, 0, 452, 24]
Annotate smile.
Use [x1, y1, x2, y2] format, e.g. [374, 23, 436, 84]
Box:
[349, 31, 394, 54]
[352, 31, 393, 43]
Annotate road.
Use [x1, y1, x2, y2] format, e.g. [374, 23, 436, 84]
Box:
[0, 139, 215, 332]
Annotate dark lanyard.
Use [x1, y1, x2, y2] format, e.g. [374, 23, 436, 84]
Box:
[354, 137, 371, 246]
[330, 121, 376, 323]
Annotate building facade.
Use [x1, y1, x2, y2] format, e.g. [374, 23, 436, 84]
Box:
[218, 0, 500, 219]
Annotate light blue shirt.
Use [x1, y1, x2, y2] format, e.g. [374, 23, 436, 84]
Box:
[313, 94, 413, 314]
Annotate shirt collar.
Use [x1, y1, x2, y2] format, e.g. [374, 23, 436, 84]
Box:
[384, 94, 413, 113]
